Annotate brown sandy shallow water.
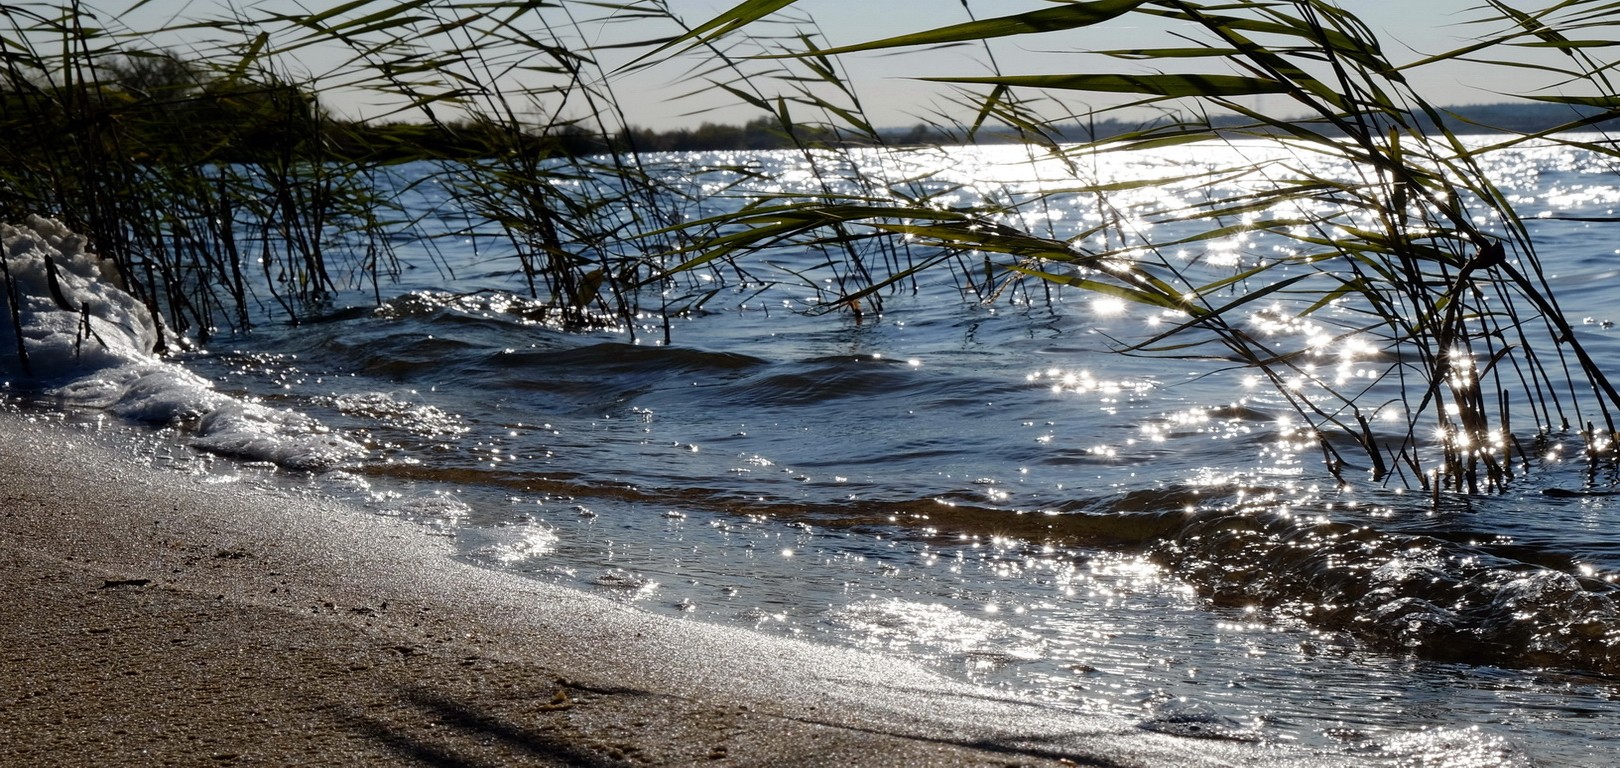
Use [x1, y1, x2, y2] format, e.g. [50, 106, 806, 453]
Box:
[0, 411, 1346, 767]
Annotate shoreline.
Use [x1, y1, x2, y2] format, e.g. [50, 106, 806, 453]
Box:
[0, 412, 1331, 766]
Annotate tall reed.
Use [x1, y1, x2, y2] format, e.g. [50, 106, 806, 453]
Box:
[649, 0, 1620, 492]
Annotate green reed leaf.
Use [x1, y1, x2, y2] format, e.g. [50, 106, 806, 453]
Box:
[299, 0, 435, 31]
[795, 0, 1150, 56]
[919, 73, 1292, 98]
[1004, 265, 1179, 310]
[1520, 93, 1620, 109]
[1100, 47, 1243, 60]
[642, 0, 798, 58]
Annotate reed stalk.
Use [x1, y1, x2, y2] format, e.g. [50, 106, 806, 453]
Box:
[650, 0, 1620, 492]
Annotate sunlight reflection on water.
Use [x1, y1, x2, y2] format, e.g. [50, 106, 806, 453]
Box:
[94, 136, 1620, 764]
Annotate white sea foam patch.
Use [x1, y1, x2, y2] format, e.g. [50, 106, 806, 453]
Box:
[0, 215, 364, 470]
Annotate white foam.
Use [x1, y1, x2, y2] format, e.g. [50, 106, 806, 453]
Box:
[1, 216, 364, 470]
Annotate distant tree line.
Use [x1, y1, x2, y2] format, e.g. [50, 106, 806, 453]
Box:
[353, 102, 1620, 157]
[5, 48, 1611, 167]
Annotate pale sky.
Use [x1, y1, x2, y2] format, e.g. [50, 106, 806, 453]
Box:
[615, 0, 1580, 128]
[68, 1, 1600, 130]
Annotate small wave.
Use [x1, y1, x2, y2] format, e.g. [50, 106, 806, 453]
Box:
[709, 356, 925, 407]
[1157, 507, 1620, 676]
[326, 392, 469, 438]
[487, 341, 766, 376]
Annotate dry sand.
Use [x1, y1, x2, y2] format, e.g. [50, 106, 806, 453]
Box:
[0, 412, 1341, 766]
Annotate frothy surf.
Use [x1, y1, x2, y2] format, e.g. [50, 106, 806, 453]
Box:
[1, 215, 363, 470]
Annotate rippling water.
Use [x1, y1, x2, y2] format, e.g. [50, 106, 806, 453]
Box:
[25, 138, 1620, 764]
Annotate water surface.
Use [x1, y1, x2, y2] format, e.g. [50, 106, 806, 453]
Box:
[19, 138, 1620, 765]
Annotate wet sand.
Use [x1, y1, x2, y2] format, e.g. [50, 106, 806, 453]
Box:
[0, 412, 1332, 766]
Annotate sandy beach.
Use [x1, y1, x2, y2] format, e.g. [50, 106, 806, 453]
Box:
[0, 411, 1333, 766]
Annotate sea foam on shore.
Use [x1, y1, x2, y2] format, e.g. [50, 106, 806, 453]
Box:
[1, 215, 362, 469]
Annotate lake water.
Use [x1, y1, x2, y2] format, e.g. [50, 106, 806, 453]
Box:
[10, 138, 1620, 765]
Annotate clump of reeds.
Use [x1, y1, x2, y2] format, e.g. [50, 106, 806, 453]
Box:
[650, 0, 1620, 493]
[0, 1, 711, 347]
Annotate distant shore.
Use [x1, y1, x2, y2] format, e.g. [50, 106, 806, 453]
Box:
[0, 411, 1333, 766]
